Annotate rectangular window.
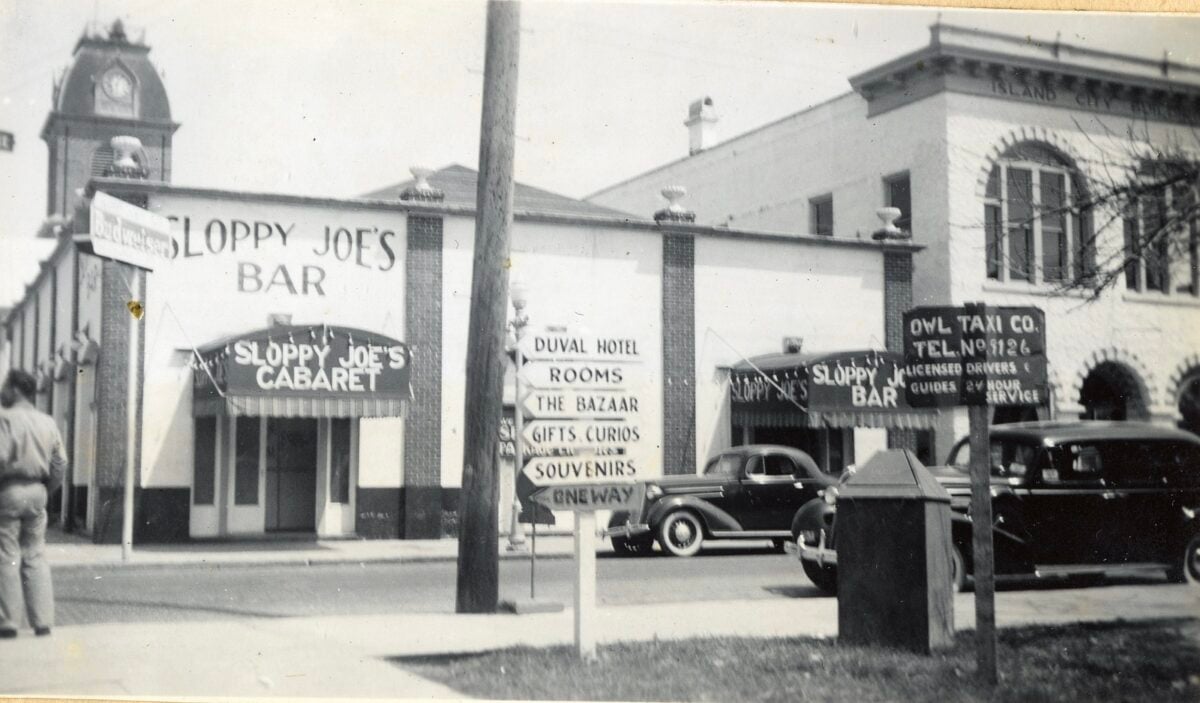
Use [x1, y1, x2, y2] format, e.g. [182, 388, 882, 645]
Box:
[884, 173, 911, 232]
[810, 195, 833, 236]
[1007, 168, 1033, 281]
[235, 416, 260, 505]
[1143, 195, 1168, 292]
[1074, 207, 1096, 284]
[1124, 208, 1141, 290]
[1172, 184, 1197, 295]
[1040, 172, 1067, 282]
[193, 417, 216, 506]
[985, 204, 1002, 280]
[330, 418, 352, 504]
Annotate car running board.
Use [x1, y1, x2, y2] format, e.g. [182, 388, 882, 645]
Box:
[1033, 563, 1168, 577]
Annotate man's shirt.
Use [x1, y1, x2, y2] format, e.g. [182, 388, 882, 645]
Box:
[0, 399, 68, 492]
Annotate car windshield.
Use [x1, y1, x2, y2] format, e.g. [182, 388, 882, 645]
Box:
[703, 454, 743, 478]
[947, 438, 1039, 479]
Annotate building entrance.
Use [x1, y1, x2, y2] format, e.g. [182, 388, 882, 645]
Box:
[265, 418, 318, 531]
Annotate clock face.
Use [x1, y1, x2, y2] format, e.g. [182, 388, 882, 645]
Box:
[101, 70, 132, 101]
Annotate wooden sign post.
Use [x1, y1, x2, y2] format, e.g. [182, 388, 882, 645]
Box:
[518, 327, 650, 659]
[904, 302, 1047, 685]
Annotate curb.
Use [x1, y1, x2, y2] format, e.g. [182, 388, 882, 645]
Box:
[48, 547, 584, 574]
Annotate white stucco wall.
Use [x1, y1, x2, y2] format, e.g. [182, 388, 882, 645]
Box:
[140, 192, 408, 489]
[943, 92, 1200, 426]
[440, 216, 665, 488]
[591, 92, 953, 308]
[694, 235, 886, 468]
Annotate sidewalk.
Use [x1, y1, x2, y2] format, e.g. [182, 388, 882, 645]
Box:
[45, 528, 587, 571]
[2, 583, 1197, 699]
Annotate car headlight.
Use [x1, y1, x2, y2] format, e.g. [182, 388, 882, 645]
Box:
[645, 484, 662, 501]
[823, 486, 839, 505]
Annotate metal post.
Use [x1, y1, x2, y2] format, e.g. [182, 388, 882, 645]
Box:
[507, 325, 527, 550]
[121, 269, 140, 562]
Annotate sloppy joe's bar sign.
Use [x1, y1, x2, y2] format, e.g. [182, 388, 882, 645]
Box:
[807, 352, 908, 412]
[194, 325, 410, 399]
[163, 212, 400, 298]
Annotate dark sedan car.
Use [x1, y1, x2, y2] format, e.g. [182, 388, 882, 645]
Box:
[606, 445, 838, 556]
[791, 421, 1200, 593]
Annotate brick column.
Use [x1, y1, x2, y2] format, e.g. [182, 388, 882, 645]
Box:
[661, 232, 697, 475]
[401, 214, 444, 538]
[92, 260, 145, 544]
[883, 248, 918, 452]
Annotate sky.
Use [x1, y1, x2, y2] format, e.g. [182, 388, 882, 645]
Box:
[2, 0, 1199, 305]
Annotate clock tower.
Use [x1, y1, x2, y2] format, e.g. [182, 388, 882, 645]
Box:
[41, 19, 179, 217]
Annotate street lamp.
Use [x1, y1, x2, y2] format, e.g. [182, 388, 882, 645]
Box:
[506, 280, 530, 550]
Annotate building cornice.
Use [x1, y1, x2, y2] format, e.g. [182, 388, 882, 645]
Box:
[87, 178, 922, 254]
[41, 111, 181, 140]
[850, 25, 1200, 125]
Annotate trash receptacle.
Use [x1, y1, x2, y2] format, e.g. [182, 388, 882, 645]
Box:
[837, 449, 954, 654]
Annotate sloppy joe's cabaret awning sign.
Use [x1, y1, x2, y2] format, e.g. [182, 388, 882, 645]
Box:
[193, 325, 410, 418]
[730, 351, 936, 430]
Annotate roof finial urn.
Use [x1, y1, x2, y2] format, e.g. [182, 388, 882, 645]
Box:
[871, 206, 910, 241]
[104, 135, 150, 179]
[399, 166, 445, 202]
[654, 185, 696, 223]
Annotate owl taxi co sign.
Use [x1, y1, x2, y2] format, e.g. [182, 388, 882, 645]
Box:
[88, 191, 174, 271]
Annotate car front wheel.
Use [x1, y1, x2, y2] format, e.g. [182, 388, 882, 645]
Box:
[1167, 531, 1200, 584]
[657, 511, 704, 557]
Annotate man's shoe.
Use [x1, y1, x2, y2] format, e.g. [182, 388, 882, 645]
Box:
[0, 628, 16, 639]
[34, 627, 51, 637]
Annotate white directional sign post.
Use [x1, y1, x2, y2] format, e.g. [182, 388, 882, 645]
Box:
[88, 191, 173, 565]
[516, 328, 651, 659]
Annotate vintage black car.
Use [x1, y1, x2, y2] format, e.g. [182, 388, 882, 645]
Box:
[606, 444, 837, 556]
[791, 421, 1200, 594]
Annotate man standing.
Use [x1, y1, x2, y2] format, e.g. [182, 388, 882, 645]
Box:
[0, 369, 66, 638]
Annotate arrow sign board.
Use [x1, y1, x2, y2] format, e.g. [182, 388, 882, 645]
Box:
[520, 360, 647, 389]
[522, 388, 643, 420]
[519, 331, 642, 362]
[522, 453, 651, 486]
[522, 419, 643, 452]
[531, 483, 646, 512]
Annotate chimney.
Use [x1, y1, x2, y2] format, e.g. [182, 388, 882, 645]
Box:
[684, 97, 718, 156]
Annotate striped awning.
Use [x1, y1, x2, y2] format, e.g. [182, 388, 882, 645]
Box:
[194, 394, 407, 418]
[730, 350, 939, 430]
[191, 324, 410, 419]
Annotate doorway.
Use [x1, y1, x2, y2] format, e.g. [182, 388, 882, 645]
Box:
[265, 418, 318, 531]
[1079, 361, 1148, 421]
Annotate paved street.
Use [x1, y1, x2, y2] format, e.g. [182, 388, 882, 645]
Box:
[52, 540, 1180, 628]
[54, 544, 799, 625]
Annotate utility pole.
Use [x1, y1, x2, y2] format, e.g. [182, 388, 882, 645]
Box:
[456, 0, 521, 614]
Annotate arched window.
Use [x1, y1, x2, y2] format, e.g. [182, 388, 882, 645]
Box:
[984, 143, 1095, 285]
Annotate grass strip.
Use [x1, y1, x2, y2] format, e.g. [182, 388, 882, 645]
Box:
[394, 618, 1200, 702]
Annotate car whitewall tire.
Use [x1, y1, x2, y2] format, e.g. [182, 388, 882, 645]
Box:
[657, 511, 704, 557]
